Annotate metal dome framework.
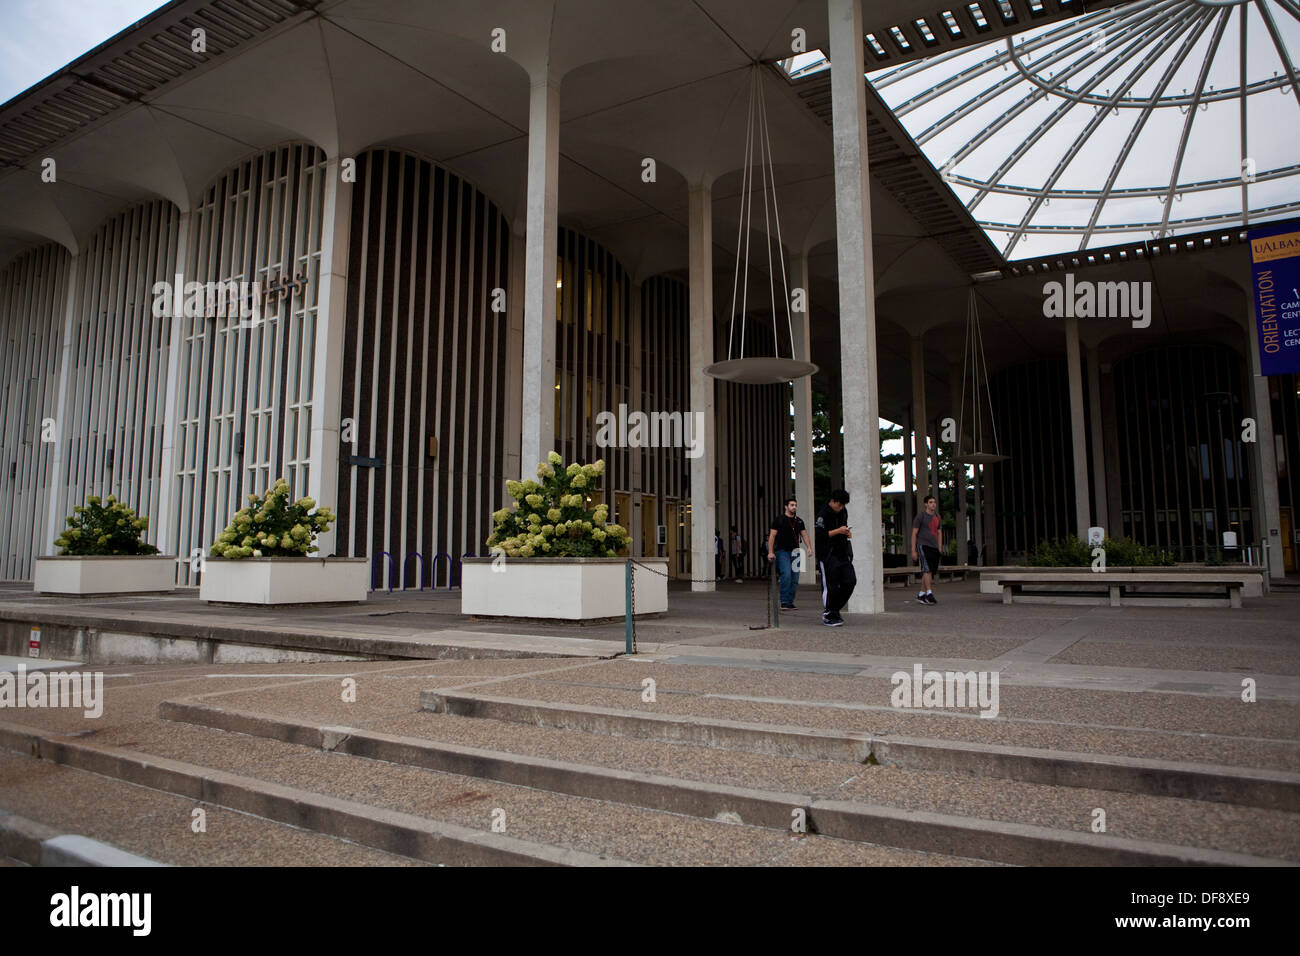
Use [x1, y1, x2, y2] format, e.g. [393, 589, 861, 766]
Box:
[869, 0, 1300, 259]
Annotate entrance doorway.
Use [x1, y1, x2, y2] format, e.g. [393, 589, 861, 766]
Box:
[666, 501, 679, 578]
[641, 496, 657, 561]
[615, 492, 630, 540]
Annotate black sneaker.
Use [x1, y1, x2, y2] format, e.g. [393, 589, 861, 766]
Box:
[824, 614, 844, 627]
[916, 594, 928, 605]
[925, 593, 937, 605]
[781, 603, 796, 610]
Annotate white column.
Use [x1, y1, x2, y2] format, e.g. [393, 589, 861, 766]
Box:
[629, 281, 644, 556]
[910, 334, 929, 508]
[950, 363, 967, 561]
[983, 416, 998, 562]
[1064, 316, 1090, 538]
[1245, 320, 1284, 580]
[973, 465, 985, 565]
[43, 252, 81, 555]
[1085, 345, 1108, 531]
[503, 227, 526, 488]
[155, 210, 191, 561]
[307, 157, 354, 557]
[902, 404, 914, 535]
[716, 376, 730, 576]
[688, 185, 716, 592]
[521, 78, 560, 472]
[828, 0, 883, 613]
[791, 253, 815, 585]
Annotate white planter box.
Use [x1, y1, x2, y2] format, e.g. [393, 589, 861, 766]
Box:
[461, 557, 668, 620]
[33, 555, 177, 596]
[200, 557, 368, 605]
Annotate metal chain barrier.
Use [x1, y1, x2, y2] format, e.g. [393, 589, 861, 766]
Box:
[625, 555, 779, 655]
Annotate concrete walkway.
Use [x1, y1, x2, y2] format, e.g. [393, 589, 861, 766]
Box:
[1, 578, 1296, 865]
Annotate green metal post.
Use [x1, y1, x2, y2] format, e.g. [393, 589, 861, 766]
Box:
[771, 561, 780, 628]
[625, 559, 634, 654]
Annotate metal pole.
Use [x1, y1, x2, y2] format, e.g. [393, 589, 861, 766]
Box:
[625, 559, 634, 654]
[770, 560, 780, 628]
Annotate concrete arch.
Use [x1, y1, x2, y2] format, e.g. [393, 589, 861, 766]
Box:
[71, 197, 185, 265]
[349, 142, 518, 234]
[187, 141, 329, 213]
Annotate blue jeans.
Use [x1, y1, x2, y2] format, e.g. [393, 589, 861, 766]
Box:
[775, 549, 796, 605]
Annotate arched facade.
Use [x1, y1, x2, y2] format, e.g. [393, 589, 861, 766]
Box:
[170, 143, 330, 581]
[57, 200, 181, 558]
[0, 245, 70, 579]
[333, 148, 511, 587]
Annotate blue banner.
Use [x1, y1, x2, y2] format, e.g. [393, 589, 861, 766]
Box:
[1248, 221, 1300, 376]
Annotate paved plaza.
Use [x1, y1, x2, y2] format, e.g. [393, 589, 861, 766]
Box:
[1, 578, 1296, 866]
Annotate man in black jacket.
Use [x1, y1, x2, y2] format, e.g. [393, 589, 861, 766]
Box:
[815, 489, 857, 626]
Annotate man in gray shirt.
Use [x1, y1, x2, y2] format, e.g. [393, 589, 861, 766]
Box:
[910, 495, 942, 605]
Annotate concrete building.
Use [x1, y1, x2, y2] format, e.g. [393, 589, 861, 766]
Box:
[1, 0, 1296, 608]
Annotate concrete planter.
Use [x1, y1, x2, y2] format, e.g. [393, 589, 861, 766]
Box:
[200, 557, 368, 605]
[33, 555, 178, 596]
[460, 557, 668, 621]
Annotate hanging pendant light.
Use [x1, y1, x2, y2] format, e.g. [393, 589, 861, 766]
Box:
[705, 67, 817, 386]
[955, 287, 1008, 466]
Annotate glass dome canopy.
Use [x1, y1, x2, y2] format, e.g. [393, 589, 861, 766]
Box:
[868, 0, 1300, 260]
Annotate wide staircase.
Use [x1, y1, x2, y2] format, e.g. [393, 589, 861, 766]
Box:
[2, 657, 1297, 866]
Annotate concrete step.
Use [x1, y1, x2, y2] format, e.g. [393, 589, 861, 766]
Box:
[419, 688, 1300, 812]
[158, 696, 1294, 866]
[0, 718, 978, 867]
[432, 662, 1300, 771]
[0, 752, 426, 866]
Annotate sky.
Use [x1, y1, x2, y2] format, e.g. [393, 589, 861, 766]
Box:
[0, 0, 170, 104]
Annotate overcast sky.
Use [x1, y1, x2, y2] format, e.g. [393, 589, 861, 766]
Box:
[0, 0, 169, 104]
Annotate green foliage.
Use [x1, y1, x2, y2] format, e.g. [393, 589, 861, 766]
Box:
[55, 495, 158, 556]
[1025, 536, 1093, 567]
[810, 386, 903, 510]
[488, 453, 631, 558]
[1026, 535, 1176, 567]
[1100, 536, 1176, 566]
[210, 478, 335, 558]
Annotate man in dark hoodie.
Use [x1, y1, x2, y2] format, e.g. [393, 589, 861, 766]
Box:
[815, 489, 856, 626]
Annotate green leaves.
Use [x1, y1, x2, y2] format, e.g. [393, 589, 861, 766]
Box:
[209, 478, 334, 559]
[1026, 536, 1176, 567]
[487, 457, 629, 558]
[55, 495, 158, 556]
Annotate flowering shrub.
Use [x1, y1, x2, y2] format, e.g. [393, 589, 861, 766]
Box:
[54, 495, 158, 556]
[487, 453, 631, 558]
[209, 478, 335, 558]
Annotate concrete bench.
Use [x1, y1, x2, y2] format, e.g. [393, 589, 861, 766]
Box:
[993, 571, 1244, 608]
[882, 565, 972, 587]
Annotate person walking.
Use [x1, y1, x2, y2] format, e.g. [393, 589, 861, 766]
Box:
[714, 529, 724, 580]
[815, 489, 856, 626]
[767, 496, 813, 610]
[729, 526, 744, 581]
[911, 494, 942, 605]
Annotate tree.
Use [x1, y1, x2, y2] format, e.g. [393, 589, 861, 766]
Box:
[799, 388, 975, 557]
[803, 386, 903, 520]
